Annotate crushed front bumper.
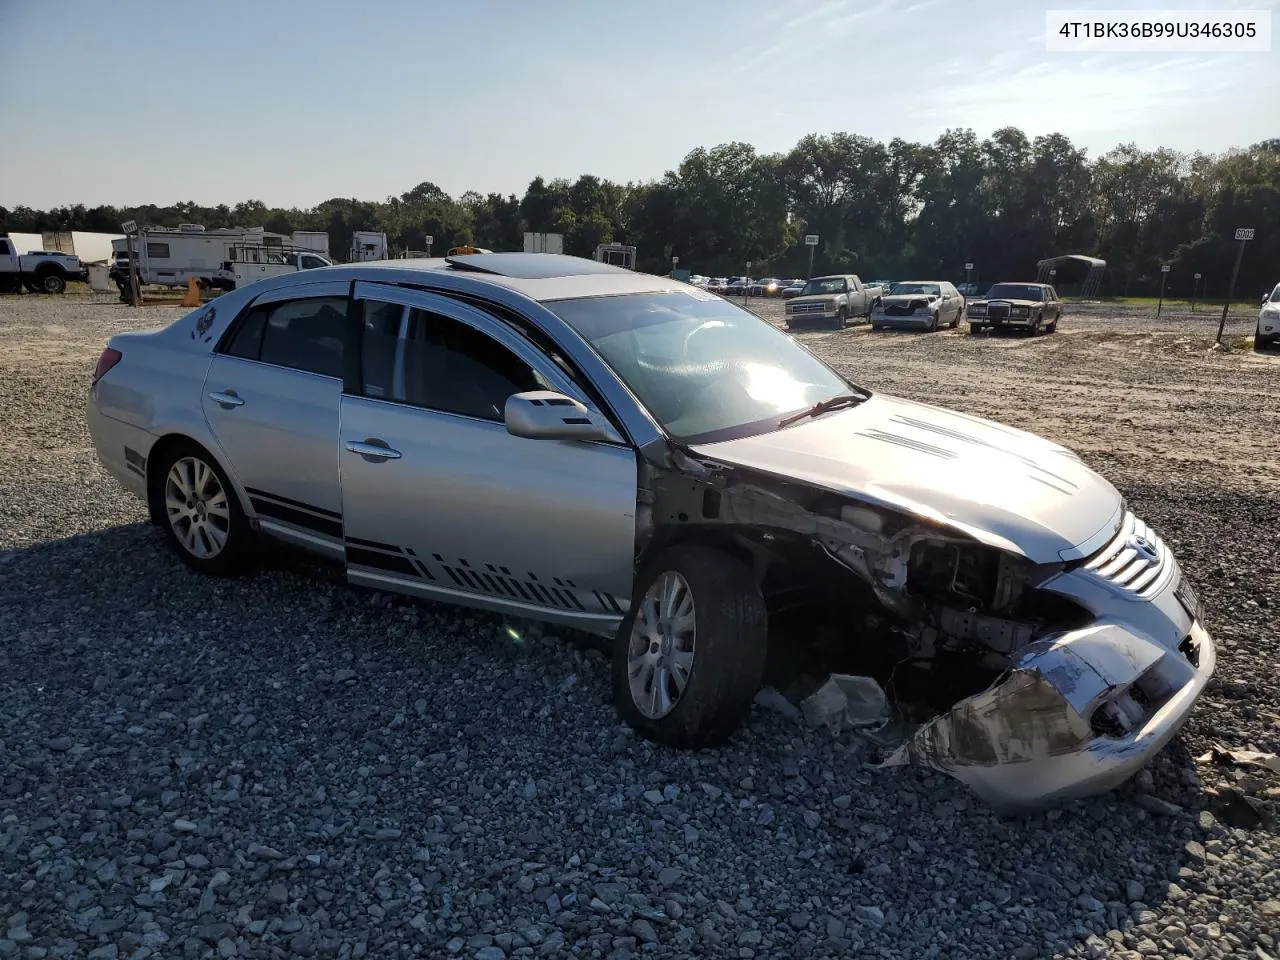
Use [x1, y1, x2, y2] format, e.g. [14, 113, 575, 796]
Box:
[884, 619, 1215, 811]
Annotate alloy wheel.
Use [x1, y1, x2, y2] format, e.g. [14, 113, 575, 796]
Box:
[164, 456, 231, 559]
[627, 571, 697, 719]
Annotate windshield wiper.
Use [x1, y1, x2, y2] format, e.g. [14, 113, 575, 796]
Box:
[778, 391, 868, 428]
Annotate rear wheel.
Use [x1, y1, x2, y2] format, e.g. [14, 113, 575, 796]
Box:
[612, 545, 768, 748]
[38, 271, 66, 294]
[150, 441, 255, 577]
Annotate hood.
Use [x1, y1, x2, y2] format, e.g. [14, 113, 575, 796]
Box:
[879, 294, 939, 308]
[688, 393, 1122, 564]
[788, 293, 840, 305]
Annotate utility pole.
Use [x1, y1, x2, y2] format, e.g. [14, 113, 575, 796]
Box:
[1192, 272, 1201, 313]
[121, 219, 141, 307]
[1156, 264, 1170, 319]
[1217, 228, 1254, 345]
[743, 261, 751, 306]
[805, 234, 818, 279]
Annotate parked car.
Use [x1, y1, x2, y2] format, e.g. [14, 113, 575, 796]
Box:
[957, 282, 981, 297]
[748, 278, 782, 297]
[0, 235, 86, 293]
[706, 278, 729, 293]
[783, 274, 886, 329]
[780, 279, 806, 299]
[87, 252, 1214, 809]
[966, 282, 1063, 335]
[1256, 282, 1280, 350]
[870, 281, 964, 331]
[724, 276, 751, 296]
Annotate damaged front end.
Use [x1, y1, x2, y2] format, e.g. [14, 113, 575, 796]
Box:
[639, 445, 1216, 810]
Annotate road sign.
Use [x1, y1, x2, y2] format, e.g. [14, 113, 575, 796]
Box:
[1194, 273, 1202, 279]
[672, 256, 679, 265]
[1234, 228, 1255, 241]
[804, 235, 819, 246]
[121, 220, 137, 234]
[964, 262, 973, 270]
[424, 235, 433, 246]
[1161, 264, 1170, 273]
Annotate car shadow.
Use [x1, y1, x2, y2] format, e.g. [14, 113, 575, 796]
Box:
[0, 523, 1207, 958]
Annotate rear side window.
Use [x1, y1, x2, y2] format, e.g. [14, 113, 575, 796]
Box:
[221, 297, 348, 378]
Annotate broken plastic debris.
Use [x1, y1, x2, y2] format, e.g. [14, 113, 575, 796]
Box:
[800, 674, 888, 734]
[753, 687, 802, 720]
[1196, 743, 1280, 775]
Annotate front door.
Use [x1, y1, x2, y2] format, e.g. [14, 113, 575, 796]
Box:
[338, 283, 639, 634]
[200, 281, 352, 558]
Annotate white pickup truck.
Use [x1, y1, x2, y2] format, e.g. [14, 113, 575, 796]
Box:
[0, 236, 86, 294]
[782, 274, 887, 329]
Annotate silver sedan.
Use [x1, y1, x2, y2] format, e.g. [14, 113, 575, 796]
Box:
[88, 252, 1214, 809]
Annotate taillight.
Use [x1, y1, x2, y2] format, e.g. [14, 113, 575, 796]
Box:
[92, 347, 122, 386]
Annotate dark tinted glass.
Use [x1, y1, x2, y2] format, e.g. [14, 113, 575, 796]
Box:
[257, 297, 347, 377]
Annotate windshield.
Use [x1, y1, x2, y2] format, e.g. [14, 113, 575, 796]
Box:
[984, 284, 1043, 301]
[891, 283, 940, 296]
[1270, 283, 1280, 302]
[546, 291, 858, 443]
[800, 277, 846, 296]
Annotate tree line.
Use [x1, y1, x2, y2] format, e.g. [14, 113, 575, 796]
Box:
[3, 128, 1276, 298]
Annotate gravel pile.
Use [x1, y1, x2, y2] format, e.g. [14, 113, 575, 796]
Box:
[1, 293, 1277, 960]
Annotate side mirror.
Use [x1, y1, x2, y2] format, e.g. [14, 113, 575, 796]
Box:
[505, 391, 619, 443]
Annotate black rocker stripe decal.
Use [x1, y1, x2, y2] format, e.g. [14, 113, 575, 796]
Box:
[244, 486, 342, 519]
[248, 494, 343, 539]
[343, 539, 622, 614]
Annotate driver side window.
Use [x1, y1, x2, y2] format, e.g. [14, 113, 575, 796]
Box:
[360, 303, 551, 421]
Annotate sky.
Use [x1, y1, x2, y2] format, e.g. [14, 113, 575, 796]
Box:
[1, 0, 1277, 210]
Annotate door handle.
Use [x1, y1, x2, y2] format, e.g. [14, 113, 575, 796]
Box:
[209, 390, 244, 408]
[345, 439, 402, 461]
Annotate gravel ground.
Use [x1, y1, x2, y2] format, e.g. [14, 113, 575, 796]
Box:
[1, 292, 1278, 960]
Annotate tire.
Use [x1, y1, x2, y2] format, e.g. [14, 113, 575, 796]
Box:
[950, 305, 961, 328]
[1047, 316, 1059, 333]
[37, 271, 66, 294]
[612, 544, 768, 748]
[929, 312, 939, 332]
[1257, 329, 1275, 351]
[833, 306, 848, 330]
[1029, 314, 1042, 336]
[969, 322, 983, 334]
[150, 440, 256, 577]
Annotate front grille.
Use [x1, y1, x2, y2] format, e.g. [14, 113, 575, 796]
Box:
[987, 304, 1010, 320]
[885, 303, 917, 317]
[1082, 509, 1173, 598]
[790, 302, 827, 314]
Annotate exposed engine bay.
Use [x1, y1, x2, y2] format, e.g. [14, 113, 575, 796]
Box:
[635, 443, 1211, 810]
[637, 447, 1088, 700]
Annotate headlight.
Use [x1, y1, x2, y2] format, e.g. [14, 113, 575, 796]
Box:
[1011, 306, 1029, 317]
[969, 305, 986, 315]
[1263, 307, 1280, 318]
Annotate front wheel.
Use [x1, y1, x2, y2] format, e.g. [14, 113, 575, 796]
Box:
[832, 306, 848, 330]
[612, 545, 768, 748]
[150, 441, 256, 577]
[969, 322, 983, 334]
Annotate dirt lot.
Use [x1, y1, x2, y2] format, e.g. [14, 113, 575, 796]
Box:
[1, 291, 1278, 960]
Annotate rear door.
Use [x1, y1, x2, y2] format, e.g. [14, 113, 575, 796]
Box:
[337, 282, 639, 633]
[200, 280, 352, 558]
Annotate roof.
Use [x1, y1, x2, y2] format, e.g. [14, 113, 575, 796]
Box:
[254, 253, 686, 303]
